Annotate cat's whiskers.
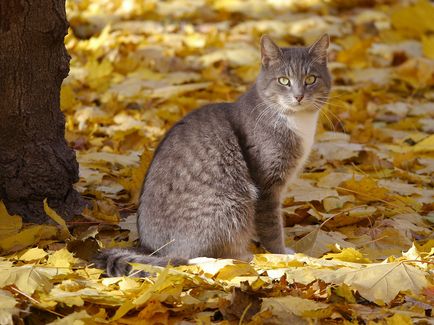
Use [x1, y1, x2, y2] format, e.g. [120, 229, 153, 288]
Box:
[315, 95, 345, 106]
[251, 101, 277, 126]
[252, 101, 281, 136]
[253, 105, 275, 135]
[262, 105, 286, 136]
[315, 96, 349, 111]
[250, 101, 271, 122]
[266, 101, 297, 135]
[251, 100, 280, 115]
[323, 91, 348, 100]
[310, 100, 340, 133]
[251, 101, 271, 114]
[323, 108, 347, 133]
[254, 106, 279, 136]
[319, 109, 337, 132]
[313, 98, 347, 133]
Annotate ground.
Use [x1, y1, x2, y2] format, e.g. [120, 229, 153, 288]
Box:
[0, 0, 433, 324]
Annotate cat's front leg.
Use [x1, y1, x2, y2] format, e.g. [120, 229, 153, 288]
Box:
[254, 199, 287, 254]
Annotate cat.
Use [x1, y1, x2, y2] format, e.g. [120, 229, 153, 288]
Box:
[94, 34, 331, 276]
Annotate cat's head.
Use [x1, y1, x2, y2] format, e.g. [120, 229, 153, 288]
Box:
[256, 34, 331, 113]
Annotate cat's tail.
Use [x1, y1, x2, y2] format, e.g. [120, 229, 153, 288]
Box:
[93, 247, 188, 277]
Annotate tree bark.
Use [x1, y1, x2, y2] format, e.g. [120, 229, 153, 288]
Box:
[0, 0, 83, 222]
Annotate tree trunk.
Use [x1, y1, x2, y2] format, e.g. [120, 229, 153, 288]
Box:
[0, 0, 83, 223]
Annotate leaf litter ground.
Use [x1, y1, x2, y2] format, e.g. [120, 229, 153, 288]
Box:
[1, 0, 434, 324]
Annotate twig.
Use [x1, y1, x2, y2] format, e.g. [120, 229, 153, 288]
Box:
[149, 239, 176, 256]
[11, 287, 65, 318]
[239, 302, 252, 325]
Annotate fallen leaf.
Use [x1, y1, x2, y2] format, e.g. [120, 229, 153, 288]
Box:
[0, 290, 18, 325]
[43, 199, 71, 238]
[137, 299, 169, 324]
[323, 247, 371, 263]
[261, 296, 330, 318]
[220, 287, 262, 322]
[292, 227, 354, 257]
[15, 247, 48, 262]
[422, 35, 434, 59]
[118, 214, 139, 241]
[319, 262, 429, 304]
[215, 263, 258, 281]
[46, 248, 77, 269]
[338, 177, 389, 202]
[410, 134, 434, 152]
[0, 201, 22, 238]
[287, 179, 338, 202]
[0, 265, 53, 295]
[394, 58, 434, 89]
[391, 0, 434, 34]
[385, 313, 413, 325]
[48, 310, 92, 325]
[0, 225, 58, 254]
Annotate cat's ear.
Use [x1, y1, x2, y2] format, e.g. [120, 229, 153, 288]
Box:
[260, 35, 282, 67]
[308, 34, 329, 63]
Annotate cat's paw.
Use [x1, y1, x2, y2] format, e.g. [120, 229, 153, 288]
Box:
[284, 247, 295, 255]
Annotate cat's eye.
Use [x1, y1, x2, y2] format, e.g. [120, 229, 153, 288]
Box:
[305, 75, 317, 85]
[278, 77, 290, 86]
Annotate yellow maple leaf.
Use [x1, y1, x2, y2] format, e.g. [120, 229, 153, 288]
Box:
[253, 254, 304, 268]
[215, 263, 258, 281]
[336, 36, 372, 69]
[410, 135, 434, 153]
[0, 289, 19, 324]
[394, 57, 434, 89]
[0, 265, 53, 295]
[0, 201, 22, 238]
[385, 313, 413, 325]
[137, 300, 169, 324]
[320, 262, 428, 304]
[323, 248, 371, 263]
[112, 267, 171, 320]
[60, 84, 79, 111]
[47, 310, 92, 325]
[360, 227, 413, 260]
[293, 227, 354, 258]
[391, 0, 434, 34]
[338, 177, 389, 202]
[43, 199, 71, 238]
[324, 206, 376, 228]
[334, 284, 356, 304]
[82, 198, 120, 223]
[261, 296, 330, 318]
[16, 247, 48, 261]
[118, 277, 141, 291]
[416, 239, 434, 253]
[120, 148, 154, 204]
[47, 248, 77, 268]
[422, 35, 434, 59]
[0, 225, 58, 254]
[85, 58, 113, 90]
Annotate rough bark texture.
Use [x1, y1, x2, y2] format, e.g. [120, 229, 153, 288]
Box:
[0, 0, 83, 223]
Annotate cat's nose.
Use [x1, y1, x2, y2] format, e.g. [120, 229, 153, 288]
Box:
[295, 95, 304, 103]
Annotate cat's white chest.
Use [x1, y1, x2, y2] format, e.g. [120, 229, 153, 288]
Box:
[287, 110, 319, 174]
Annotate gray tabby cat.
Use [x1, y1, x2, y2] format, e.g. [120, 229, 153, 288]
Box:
[95, 34, 331, 276]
